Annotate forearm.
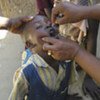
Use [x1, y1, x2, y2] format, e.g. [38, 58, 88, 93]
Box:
[75, 48, 100, 83]
[80, 5, 100, 20]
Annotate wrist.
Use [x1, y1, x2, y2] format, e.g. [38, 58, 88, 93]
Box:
[73, 44, 80, 60]
[78, 6, 91, 20]
[74, 46, 85, 62]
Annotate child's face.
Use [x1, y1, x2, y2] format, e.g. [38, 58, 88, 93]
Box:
[24, 15, 58, 53]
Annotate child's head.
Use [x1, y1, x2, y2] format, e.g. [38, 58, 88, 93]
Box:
[22, 15, 58, 54]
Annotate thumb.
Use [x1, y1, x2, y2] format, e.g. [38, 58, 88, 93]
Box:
[43, 43, 57, 51]
[42, 37, 59, 44]
[56, 16, 68, 24]
[22, 16, 34, 22]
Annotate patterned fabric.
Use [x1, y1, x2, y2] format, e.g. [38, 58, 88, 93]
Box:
[22, 49, 32, 65]
[23, 61, 71, 100]
[9, 54, 71, 100]
[13, 49, 32, 85]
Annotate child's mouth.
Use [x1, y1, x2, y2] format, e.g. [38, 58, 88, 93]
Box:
[49, 24, 59, 38]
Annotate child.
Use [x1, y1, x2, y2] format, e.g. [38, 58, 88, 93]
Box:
[8, 15, 71, 100]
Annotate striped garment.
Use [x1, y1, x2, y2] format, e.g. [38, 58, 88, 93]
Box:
[9, 54, 70, 99]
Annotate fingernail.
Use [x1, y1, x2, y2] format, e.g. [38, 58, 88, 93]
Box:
[55, 21, 58, 24]
[43, 45, 45, 50]
[29, 16, 34, 19]
[42, 38, 45, 41]
[26, 16, 34, 21]
[24, 16, 34, 22]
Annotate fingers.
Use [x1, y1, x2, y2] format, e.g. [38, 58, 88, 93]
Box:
[51, 3, 64, 24]
[51, 6, 59, 23]
[42, 37, 63, 51]
[43, 43, 57, 51]
[22, 16, 34, 22]
[8, 16, 34, 33]
[10, 16, 34, 27]
[42, 37, 59, 44]
[55, 16, 67, 24]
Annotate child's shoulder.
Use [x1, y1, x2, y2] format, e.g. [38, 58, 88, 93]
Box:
[13, 63, 35, 84]
[13, 67, 22, 85]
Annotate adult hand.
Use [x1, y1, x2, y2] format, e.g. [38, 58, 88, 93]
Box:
[8, 16, 34, 33]
[42, 37, 80, 61]
[82, 75, 100, 100]
[0, 16, 33, 34]
[52, 1, 85, 24]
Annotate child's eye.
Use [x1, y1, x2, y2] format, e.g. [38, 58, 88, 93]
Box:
[45, 25, 51, 29]
[36, 25, 42, 29]
[35, 23, 43, 29]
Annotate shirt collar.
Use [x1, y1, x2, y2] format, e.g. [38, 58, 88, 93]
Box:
[27, 53, 68, 69]
[29, 53, 49, 68]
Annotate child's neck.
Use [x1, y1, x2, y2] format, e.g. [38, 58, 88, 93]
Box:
[38, 52, 59, 73]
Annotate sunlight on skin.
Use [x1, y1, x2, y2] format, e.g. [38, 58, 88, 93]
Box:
[0, 30, 8, 40]
[0, 16, 9, 40]
[0, 16, 9, 26]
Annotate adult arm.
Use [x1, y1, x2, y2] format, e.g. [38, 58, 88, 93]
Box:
[51, 1, 100, 24]
[42, 37, 100, 83]
[74, 46, 100, 84]
[0, 16, 33, 33]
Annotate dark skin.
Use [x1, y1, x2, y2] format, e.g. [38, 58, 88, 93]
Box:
[0, 15, 59, 73]
[21, 15, 60, 73]
[82, 19, 100, 100]
[36, 1, 100, 99]
[40, 52, 59, 73]
[50, 1, 100, 99]
[42, 2, 100, 84]
[0, 16, 34, 33]
[2, 14, 98, 99]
